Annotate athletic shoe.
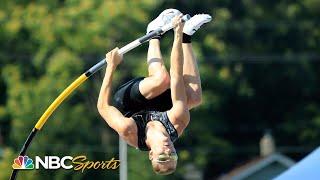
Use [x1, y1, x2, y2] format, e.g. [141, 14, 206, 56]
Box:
[183, 14, 212, 35]
[147, 9, 182, 34]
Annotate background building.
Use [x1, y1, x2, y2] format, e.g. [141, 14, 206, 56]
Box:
[219, 132, 295, 180]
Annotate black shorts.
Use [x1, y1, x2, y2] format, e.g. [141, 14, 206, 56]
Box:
[113, 77, 172, 117]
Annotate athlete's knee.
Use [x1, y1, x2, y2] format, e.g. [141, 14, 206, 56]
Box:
[187, 85, 202, 108]
[153, 70, 170, 90]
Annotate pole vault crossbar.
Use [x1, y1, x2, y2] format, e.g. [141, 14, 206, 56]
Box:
[10, 14, 190, 180]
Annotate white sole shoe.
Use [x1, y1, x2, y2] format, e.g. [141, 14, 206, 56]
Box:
[183, 14, 212, 35]
[147, 9, 182, 34]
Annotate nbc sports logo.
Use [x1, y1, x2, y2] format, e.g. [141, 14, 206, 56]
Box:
[12, 155, 34, 169]
[11, 155, 120, 171]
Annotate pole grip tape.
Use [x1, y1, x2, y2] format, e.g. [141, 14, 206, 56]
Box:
[138, 30, 163, 43]
[85, 60, 107, 77]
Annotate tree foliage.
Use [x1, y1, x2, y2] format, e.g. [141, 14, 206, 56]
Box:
[0, 0, 319, 179]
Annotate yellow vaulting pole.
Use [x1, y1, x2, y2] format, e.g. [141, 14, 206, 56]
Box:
[35, 74, 88, 130]
[10, 73, 90, 180]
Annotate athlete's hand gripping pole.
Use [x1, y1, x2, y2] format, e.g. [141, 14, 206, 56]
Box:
[10, 14, 190, 180]
[85, 14, 191, 76]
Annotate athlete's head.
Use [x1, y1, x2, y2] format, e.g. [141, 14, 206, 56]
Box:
[150, 151, 178, 175]
[148, 136, 178, 175]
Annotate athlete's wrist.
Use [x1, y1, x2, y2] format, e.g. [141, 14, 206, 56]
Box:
[107, 63, 117, 71]
[174, 32, 183, 40]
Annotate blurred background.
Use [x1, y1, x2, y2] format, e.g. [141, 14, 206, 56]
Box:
[0, 0, 319, 179]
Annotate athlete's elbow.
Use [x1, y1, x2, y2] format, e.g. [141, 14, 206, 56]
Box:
[97, 101, 105, 113]
[118, 131, 129, 139]
[117, 124, 132, 138]
[97, 101, 111, 116]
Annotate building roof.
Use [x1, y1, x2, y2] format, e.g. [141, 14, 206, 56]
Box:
[219, 153, 295, 180]
[275, 147, 320, 180]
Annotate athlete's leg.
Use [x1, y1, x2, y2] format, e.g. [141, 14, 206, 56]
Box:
[139, 39, 170, 99]
[139, 9, 181, 100]
[182, 42, 202, 109]
[182, 14, 212, 109]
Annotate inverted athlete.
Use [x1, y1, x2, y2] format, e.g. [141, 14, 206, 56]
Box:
[97, 9, 211, 175]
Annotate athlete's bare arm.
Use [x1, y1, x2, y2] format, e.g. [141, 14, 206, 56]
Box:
[97, 48, 137, 142]
[167, 15, 190, 135]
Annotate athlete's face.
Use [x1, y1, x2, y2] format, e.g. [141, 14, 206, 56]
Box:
[147, 121, 178, 174]
[149, 140, 178, 175]
[149, 137, 176, 159]
[150, 156, 177, 175]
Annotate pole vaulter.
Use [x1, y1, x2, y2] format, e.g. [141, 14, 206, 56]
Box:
[10, 14, 190, 180]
